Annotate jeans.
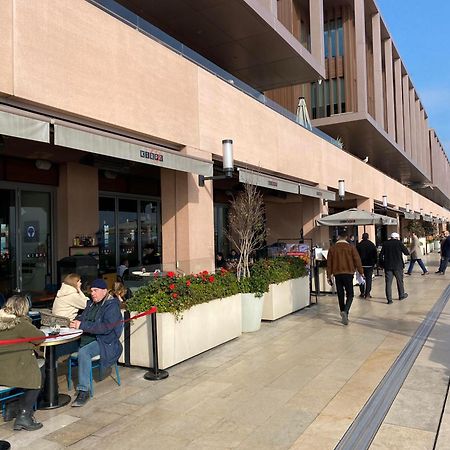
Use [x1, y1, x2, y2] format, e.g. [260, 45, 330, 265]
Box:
[385, 269, 405, 301]
[335, 274, 354, 315]
[438, 257, 450, 273]
[359, 267, 374, 296]
[406, 258, 428, 274]
[76, 340, 100, 392]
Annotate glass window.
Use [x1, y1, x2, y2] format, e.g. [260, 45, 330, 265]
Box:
[311, 82, 317, 119]
[140, 200, 161, 267]
[333, 78, 338, 114]
[99, 197, 116, 273]
[324, 80, 330, 117]
[340, 77, 346, 113]
[118, 199, 138, 267]
[337, 18, 344, 56]
[0, 189, 16, 295]
[324, 22, 329, 58]
[330, 21, 336, 57]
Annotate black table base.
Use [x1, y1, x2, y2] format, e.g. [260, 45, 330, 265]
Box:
[38, 393, 71, 410]
[38, 344, 71, 409]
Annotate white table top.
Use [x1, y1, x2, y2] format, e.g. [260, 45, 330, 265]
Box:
[131, 271, 152, 277]
[40, 327, 83, 346]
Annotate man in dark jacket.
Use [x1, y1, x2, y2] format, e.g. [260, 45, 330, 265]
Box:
[356, 233, 378, 299]
[69, 279, 123, 407]
[327, 231, 364, 325]
[436, 230, 450, 274]
[379, 232, 410, 304]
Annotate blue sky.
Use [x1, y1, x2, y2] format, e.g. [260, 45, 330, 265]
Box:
[376, 0, 450, 157]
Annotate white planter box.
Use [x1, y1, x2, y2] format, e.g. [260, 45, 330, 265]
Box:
[120, 294, 242, 369]
[241, 293, 264, 332]
[262, 277, 309, 321]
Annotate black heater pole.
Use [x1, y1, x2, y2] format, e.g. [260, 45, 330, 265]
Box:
[144, 311, 169, 381]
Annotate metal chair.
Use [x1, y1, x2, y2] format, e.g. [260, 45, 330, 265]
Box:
[67, 353, 121, 396]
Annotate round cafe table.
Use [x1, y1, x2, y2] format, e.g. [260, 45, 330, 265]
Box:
[38, 327, 83, 409]
[131, 270, 152, 277]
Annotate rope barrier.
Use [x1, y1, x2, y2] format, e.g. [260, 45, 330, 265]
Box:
[0, 307, 157, 346]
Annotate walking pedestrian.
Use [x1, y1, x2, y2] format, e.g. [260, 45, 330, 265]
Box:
[405, 232, 429, 275]
[327, 231, 364, 325]
[379, 232, 410, 304]
[356, 233, 377, 298]
[436, 230, 450, 274]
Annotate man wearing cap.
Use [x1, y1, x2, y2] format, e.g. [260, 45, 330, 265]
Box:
[379, 233, 410, 304]
[69, 279, 123, 407]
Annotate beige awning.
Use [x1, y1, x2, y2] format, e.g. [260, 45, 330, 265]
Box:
[54, 122, 213, 176]
[238, 168, 336, 200]
[0, 105, 50, 143]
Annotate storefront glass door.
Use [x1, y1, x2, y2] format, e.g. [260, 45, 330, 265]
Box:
[0, 186, 53, 297]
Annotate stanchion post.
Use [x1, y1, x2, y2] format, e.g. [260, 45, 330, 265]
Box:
[123, 310, 131, 367]
[144, 310, 169, 381]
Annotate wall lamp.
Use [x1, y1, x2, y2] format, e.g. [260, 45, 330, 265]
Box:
[338, 179, 345, 201]
[405, 203, 410, 212]
[382, 195, 388, 208]
[35, 159, 52, 171]
[199, 139, 234, 187]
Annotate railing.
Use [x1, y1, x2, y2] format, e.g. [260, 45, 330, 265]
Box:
[87, 0, 341, 149]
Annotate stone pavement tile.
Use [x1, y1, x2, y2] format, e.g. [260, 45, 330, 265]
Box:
[186, 418, 255, 449]
[3, 413, 79, 448]
[370, 423, 435, 449]
[435, 391, 450, 449]
[288, 414, 352, 450]
[238, 404, 316, 450]
[401, 364, 449, 395]
[5, 438, 64, 450]
[67, 435, 103, 449]
[384, 387, 445, 432]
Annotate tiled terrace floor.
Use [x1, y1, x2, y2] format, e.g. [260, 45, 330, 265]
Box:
[1, 254, 450, 449]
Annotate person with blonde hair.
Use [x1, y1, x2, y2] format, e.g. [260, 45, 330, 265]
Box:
[52, 273, 88, 320]
[110, 281, 127, 303]
[0, 295, 45, 431]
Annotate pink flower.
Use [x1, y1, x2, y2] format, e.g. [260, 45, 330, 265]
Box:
[167, 271, 175, 278]
[209, 276, 215, 283]
[169, 283, 175, 290]
[172, 293, 178, 299]
[186, 280, 191, 287]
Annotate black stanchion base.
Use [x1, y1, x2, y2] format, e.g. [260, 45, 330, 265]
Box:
[0, 441, 11, 450]
[144, 369, 169, 381]
[38, 393, 71, 410]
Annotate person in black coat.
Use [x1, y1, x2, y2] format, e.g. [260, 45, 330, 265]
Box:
[356, 233, 378, 298]
[379, 232, 410, 304]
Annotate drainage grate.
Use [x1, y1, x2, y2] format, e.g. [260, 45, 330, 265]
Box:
[335, 284, 450, 450]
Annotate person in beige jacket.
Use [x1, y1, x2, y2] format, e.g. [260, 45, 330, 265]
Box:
[405, 232, 429, 275]
[52, 273, 88, 320]
[327, 231, 364, 325]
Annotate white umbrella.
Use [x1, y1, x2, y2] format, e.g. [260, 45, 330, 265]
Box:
[296, 97, 312, 130]
[317, 208, 397, 226]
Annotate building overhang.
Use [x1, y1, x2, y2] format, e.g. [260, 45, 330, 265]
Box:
[114, 0, 325, 91]
[313, 112, 450, 210]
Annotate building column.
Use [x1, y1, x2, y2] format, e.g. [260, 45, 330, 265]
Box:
[160, 168, 215, 274]
[402, 75, 411, 156]
[354, 0, 368, 112]
[409, 88, 417, 160]
[303, 190, 330, 249]
[356, 198, 375, 243]
[372, 13, 384, 125]
[384, 38, 395, 139]
[394, 58, 404, 148]
[309, 0, 324, 62]
[57, 163, 99, 260]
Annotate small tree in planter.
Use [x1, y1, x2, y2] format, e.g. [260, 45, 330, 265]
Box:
[225, 181, 266, 281]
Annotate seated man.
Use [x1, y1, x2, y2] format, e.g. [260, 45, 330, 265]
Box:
[69, 278, 123, 407]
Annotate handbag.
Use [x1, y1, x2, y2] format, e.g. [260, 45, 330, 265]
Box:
[355, 272, 365, 285]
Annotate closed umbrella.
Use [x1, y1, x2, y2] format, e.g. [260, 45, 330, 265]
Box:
[296, 97, 312, 130]
[317, 208, 397, 226]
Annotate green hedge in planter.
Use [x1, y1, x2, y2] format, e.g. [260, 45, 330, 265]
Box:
[127, 258, 307, 317]
[126, 269, 240, 319]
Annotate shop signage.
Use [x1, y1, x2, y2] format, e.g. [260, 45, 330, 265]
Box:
[140, 150, 164, 162]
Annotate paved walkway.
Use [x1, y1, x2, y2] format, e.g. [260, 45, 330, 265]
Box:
[1, 255, 450, 449]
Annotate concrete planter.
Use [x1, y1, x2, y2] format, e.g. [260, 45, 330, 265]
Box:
[241, 293, 264, 332]
[120, 294, 242, 369]
[262, 277, 309, 321]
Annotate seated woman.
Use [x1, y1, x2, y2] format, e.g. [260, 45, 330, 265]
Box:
[110, 281, 132, 307]
[0, 295, 45, 431]
[53, 273, 88, 321]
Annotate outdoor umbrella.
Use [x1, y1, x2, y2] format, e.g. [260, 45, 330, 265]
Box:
[316, 208, 397, 226]
[296, 97, 312, 130]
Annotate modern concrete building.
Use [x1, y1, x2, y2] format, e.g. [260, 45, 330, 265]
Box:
[0, 0, 448, 298]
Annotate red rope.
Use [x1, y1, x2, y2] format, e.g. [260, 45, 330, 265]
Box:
[0, 306, 157, 346]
